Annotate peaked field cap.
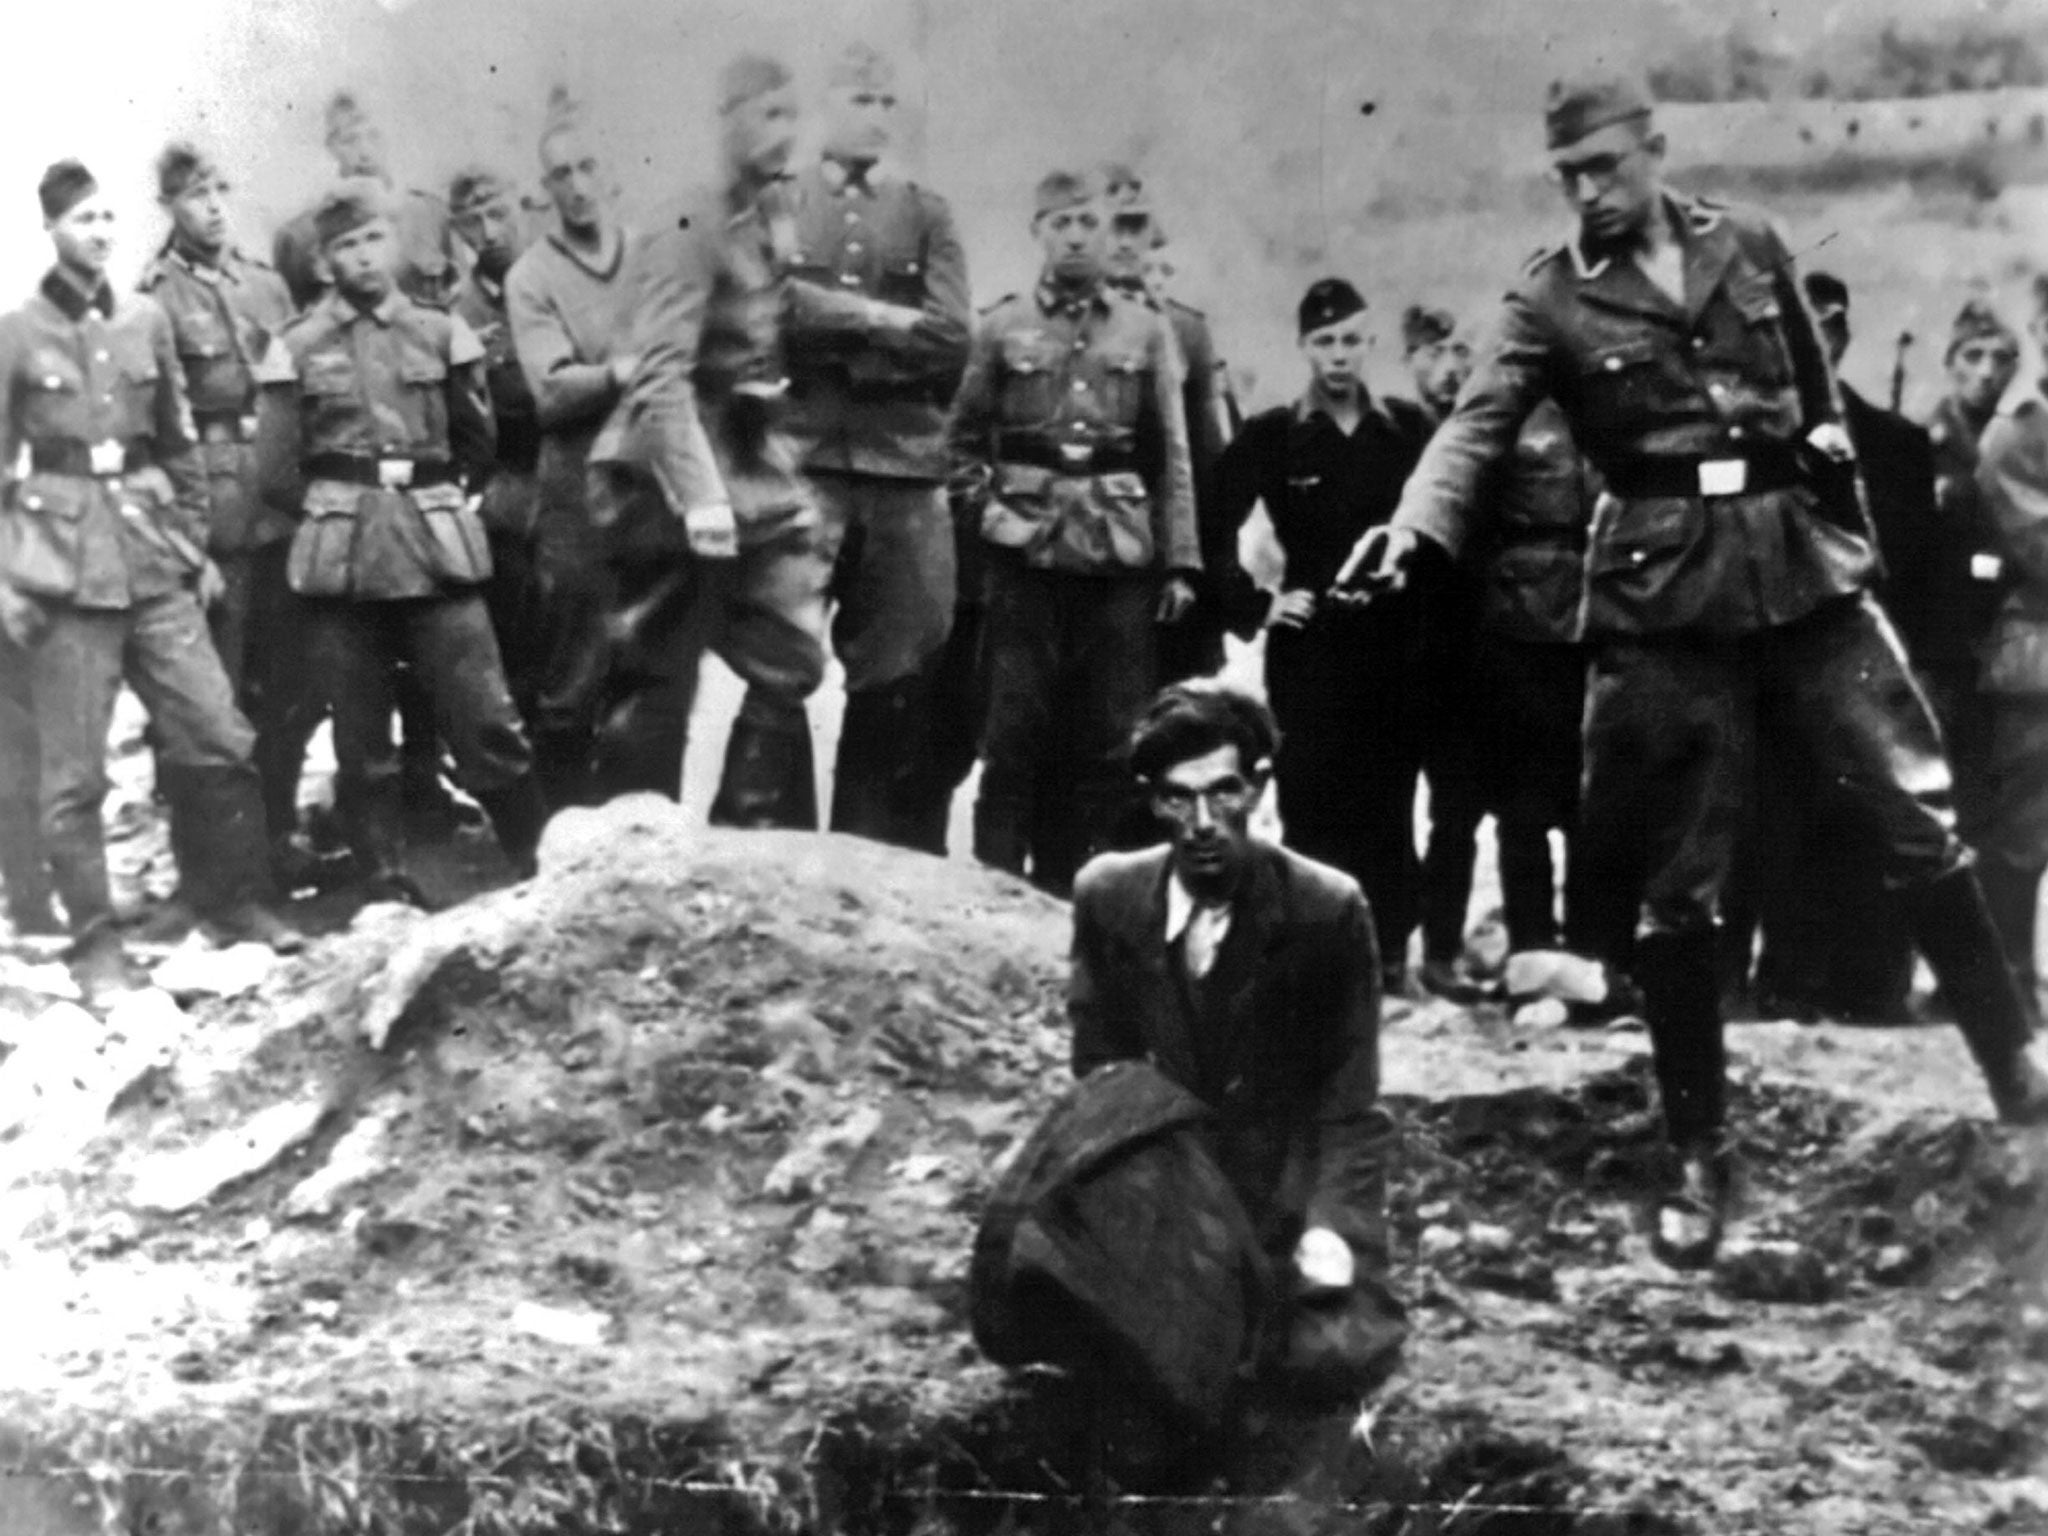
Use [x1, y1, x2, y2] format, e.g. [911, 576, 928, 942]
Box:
[157, 140, 220, 200]
[541, 83, 584, 142]
[39, 159, 98, 221]
[1099, 160, 1143, 203]
[828, 40, 896, 92]
[1543, 71, 1654, 151]
[1802, 270, 1849, 320]
[719, 52, 793, 113]
[1299, 278, 1365, 337]
[448, 166, 511, 216]
[1400, 302, 1457, 353]
[1034, 168, 1098, 219]
[314, 177, 390, 247]
[1947, 298, 2018, 360]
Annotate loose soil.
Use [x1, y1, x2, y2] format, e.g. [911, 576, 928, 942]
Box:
[0, 796, 2044, 1535]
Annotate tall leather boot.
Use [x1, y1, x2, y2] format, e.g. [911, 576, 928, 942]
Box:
[1904, 865, 2048, 1124]
[47, 811, 140, 1005]
[183, 764, 304, 954]
[1977, 860, 2044, 1013]
[337, 771, 432, 909]
[828, 689, 893, 842]
[708, 695, 817, 831]
[972, 792, 1030, 878]
[474, 775, 550, 880]
[134, 764, 208, 944]
[0, 792, 60, 936]
[1634, 926, 1732, 1269]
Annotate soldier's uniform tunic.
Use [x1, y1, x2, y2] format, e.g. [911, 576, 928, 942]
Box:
[137, 238, 310, 839]
[588, 177, 831, 822]
[1974, 387, 2048, 1008]
[781, 157, 972, 842]
[255, 288, 540, 878]
[946, 277, 1199, 882]
[504, 223, 638, 804]
[1389, 192, 2020, 1144]
[0, 265, 268, 940]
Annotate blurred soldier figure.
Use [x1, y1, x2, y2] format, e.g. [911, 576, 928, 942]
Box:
[948, 168, 1198, 890]
[272, 91, 462, 312]
[0, 635, 55, 935]
[1, 161, 298, 1000]
[1387, 305, 1491, 1000]
[1101, 163, 1233, 684]
[1348, 76, 2048, 1270]
[1210, 279, 1424, 990]
[505, 87, 641, 808]
[587, 54, 831, 826]
[140, 143, 319, 878]
[780, 41, 972, 845]
[1974, 277, 2048, 1021]
[254, 181, 548, 896]
[1466, 397, 1598, 959]
[1921, 301, 2021, 844]
[448, 166, 543, 724]
[1725, 272, 1936, 1022]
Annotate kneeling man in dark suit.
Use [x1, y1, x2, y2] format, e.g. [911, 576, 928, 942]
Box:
[1071, 682, 1403, 1395]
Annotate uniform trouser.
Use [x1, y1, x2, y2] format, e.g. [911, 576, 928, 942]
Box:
[1267, 629, 1420, 972]
[301, 593, 534, 870]
[480, 469, 544, 730]
[0, 628, 50, 921]
[29, 592, 257, 938]
[1471, 633, 1589, 954]
[974, 561, 1156, 883]
[898, 509, 989, 857]
[1583, 594, 1999, 1141]
[590, 511, 831, 803]
[1923, 665, 1997, 849]
[1979, 695, 2048, 996]
[528, 457, 611, 805]
[809, 473, 956, 841]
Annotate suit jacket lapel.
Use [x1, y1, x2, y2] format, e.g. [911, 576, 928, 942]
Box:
[1677, 196, 1737, 325]
[1200, 848, 1288, 1090]
[1127, 857, 1205, 1087]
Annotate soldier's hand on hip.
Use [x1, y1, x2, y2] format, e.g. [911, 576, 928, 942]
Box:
[1294, 1226, 1355, 1296]
[1156, 575, 1197, 623]
[0, 581, 51, 649]
[608, 354, 641, 393]
[196, 559, 228, 611]
[1267, 589, 1319, 631]
[683, 502, 740, 560]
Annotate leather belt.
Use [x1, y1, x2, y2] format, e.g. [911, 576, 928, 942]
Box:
[996, 438, 1140, 476]
[29, 439, 150, 477]
[305, 452, 460, 489]
[1602, 444, 1804, 500]
[194, 410, 258, 445]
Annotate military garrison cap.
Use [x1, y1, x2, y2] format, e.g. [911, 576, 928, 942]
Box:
[1298, 278, 1365, 337]
[156, 141, 220, 201]
[1033, 169, 1097, 220]
[38, 159, 98, 222]
[1543, 71, 1654, 151]
[1802, 270, 1849, 323]
[447, 166, 511, 217]
[1947, 298, 2018, 362]
[1400, 303, 1457, 354]
[828, 41, 896, 93]
[1099, 161, 1143, 204]
[719, 53, 792, 114]
[313, 177, 389, 247]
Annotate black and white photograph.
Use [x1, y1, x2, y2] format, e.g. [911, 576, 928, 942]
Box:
[1, 0, 2047, 1530]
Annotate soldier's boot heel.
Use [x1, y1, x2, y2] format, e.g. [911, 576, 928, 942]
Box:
[1634, 927, 1732, 1267]
[1905, 866, 2048, 1125]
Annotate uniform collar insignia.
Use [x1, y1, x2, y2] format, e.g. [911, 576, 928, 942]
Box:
[1035, 275, 1105, 318]
[42, 263, 114, 321]
[822, 157, 878, 197]
[327, 287, 401, 327]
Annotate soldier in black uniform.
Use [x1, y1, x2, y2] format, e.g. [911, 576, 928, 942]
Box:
[1351, 75, 2048, 1268]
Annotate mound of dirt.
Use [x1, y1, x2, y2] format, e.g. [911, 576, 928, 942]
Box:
[3, 798, 2048, 1535]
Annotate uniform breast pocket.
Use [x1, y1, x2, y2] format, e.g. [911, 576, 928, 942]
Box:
[1724, 272, 1794, 385]
[398, 353, 449, 443]
[876, 257, 925, 308]
[1575, 337, 1662, 426]
[998, 339, 1060, 423]
[175, 309, 232, 362]
[1099, 353, 1148, 426]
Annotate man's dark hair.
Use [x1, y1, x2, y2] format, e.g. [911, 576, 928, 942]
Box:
[1129, 681, 1280, 783]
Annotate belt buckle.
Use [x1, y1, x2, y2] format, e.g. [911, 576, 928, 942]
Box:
[1057, 442, 1093, 471]
[1971, 552, 2005, 583]
[377, 457, 415, 490]
[1696, 458, 1747, 497]
[89, 439, 125, 477]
